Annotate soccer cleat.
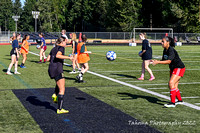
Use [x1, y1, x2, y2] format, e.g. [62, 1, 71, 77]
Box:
[164, 102, 176, 108]
[57, 108, 69, 114]
[175, 100, 183, 105]
[149, 76, 155, 81]
[52, 94, 58, 103]
[6, 71, 13, 75]
[20, 65, 26, 68]
[14, 71, 21, 74]
[76, 75, 80, 80]
[69, 71, 77, 74]
[137, 77, 144, 80]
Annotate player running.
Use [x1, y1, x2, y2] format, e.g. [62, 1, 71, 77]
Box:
[76, 34, 91, 82]
[6, 33, 21, 75]
[37, 33, 47, 63]
[47, 36, 73, 114]
[20, 34, 30, 68]
[69, 33, 81, 74]
[138, 33, 155, 81]
[152, 36, 185, 108]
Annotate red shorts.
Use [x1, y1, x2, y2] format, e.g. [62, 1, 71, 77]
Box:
[170, 68, 185, 77]
[42, 46, 47, 51]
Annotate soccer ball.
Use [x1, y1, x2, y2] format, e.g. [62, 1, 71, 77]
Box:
[106, 51, 116, 61]
[36, 45, 40, 49]
[138, 51, 142, 57]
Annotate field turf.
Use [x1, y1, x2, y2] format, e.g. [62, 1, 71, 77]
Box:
[0, 44, 199, 132]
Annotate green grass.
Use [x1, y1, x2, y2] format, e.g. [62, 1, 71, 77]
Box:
[0, 45, 200, 132]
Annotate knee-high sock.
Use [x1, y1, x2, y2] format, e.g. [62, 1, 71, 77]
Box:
[170, 88, 176, 103]
[54, 85, 59, 95]
[58, 94, 64, 110]
[176, 89, 182, 101]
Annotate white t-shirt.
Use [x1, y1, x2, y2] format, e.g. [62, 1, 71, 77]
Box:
[61, 34, 68, 40]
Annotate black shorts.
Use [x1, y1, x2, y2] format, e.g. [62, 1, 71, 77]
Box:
[54, 73, 64, 81]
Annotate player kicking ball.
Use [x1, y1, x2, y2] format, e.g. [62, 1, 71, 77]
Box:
[47, 37, 73, 114]
[152, 36, 185, 108]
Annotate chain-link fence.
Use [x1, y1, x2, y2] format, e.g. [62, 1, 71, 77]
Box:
[1, 31, 200, 43]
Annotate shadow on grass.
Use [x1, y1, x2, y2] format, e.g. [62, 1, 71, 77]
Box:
[26, 96, 57, 112]
[63, 69, 71, 73]
[64, 77, 77, 81]
[118, 92, 168, 106]
[111, 73, 137, 79]
[2, 69, 7, 72]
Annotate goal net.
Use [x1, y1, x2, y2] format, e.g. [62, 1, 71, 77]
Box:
[130, 28, 173, 43]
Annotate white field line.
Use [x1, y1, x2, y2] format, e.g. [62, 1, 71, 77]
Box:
[95, 69, 200, 73]
[29, 51, 200, 111]
[161, 92, 170, 94]
[195, 103, 200, 105]
[126, 81, 143, 83]
[117, 78, 133, 79]
[182, 97, 199, 99]
[137, 82, 200, 86]
[148, 88, 167, 90]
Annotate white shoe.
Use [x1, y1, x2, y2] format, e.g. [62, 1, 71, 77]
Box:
[175, 101, 183, 105]
[164, 103, 176, 108]
[69, 71, 77, 74]
[14, 71, 21, 74]
[6, 71, 13, 75]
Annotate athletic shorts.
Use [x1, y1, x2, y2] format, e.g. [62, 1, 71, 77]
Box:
[54, 73, 64, 81]
[170, 68, 185, 77]
[42, 46, 47, 51]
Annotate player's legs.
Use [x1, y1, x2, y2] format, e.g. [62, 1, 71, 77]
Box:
[165, 74, 181, 107]
[56, 77, 69, 114]
[138, 61, 145, 80]
[14, 56, 20, 74]
[39, 49, 43, 62]
[74, 54, 80, 70]
[144, 60, 155, 81]
[7, 55, 16, 74]
[20, 53, 27, 68]
[42, 51, 46, 62]
[174, 79, 183, 104]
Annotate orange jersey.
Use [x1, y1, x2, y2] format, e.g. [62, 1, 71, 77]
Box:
[77, 42, 90, 63]
[20, 40, 29, 54]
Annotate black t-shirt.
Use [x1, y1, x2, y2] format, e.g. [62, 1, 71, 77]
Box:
[142, 39, 152, 60]
[162, 46, 185, 70]
[71, 41, 78, 54]
[48, 46, 65, 78]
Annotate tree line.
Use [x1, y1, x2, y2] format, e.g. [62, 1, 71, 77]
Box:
[0, 0, 200, 32]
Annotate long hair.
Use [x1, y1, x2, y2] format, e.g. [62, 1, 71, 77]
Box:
[140, 32, 147, 39]
[82, 34, 87, 42]
[71, 33, 77, 41]
[22, 34, 29, 43]
[164, 36, 175, 47]
[39, 33, 44, 38]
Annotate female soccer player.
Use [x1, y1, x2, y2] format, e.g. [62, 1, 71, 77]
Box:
[20, 34, 30, 68]
[37, 33, 47, 63]
[152, 36, 185, 107]
[47, 37, 73, 114]
[76, 34, 91, 82]
[6, 33, 21, 75]
[69, 33, 80, 74]
[138, 33, 155, 81]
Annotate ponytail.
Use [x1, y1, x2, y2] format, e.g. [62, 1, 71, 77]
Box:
[55, 36, 66, 46]
[164, 36, 175, 47]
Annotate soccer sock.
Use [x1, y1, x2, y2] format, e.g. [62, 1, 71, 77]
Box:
[15, 68, 17, 73]
[176, 89, 182, 101]
[44, 59, 46, 62]
[79, 72, 83, 80]
[40, 60, 42, 62]
[73, 69, 75, 72]
[141, 74, 144, 78]
[54, 85, 59, 95]
[7, 68, 11, 72]
[170, 88, 176, 103]
[58, 94, 64, 110]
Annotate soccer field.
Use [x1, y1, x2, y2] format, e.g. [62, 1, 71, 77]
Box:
[0, 44, 199, 132]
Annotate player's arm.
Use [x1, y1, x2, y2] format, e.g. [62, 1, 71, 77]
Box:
[47, 55, 51, 62]
[39, 41, 43, 49]
[153, 60, 171, 65]
[56, 51, 73, 60]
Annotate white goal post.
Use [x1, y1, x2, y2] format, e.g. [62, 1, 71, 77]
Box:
[132, 28, 173, 42]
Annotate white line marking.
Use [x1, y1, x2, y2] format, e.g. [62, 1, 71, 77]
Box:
[148, 88, 167, 90]
[137, 82, 200, 86]
[126, 81, 143, 83]
[182, 97, 199, 99]
[117, 78, 132, 79]
[29, 51, 200, 111]
[161, 92, 169, 94]
[195, 103, 200, 105]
